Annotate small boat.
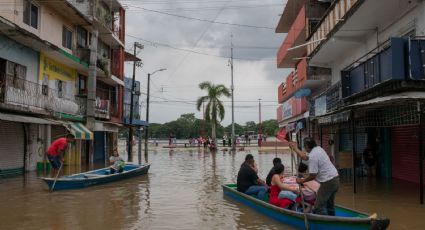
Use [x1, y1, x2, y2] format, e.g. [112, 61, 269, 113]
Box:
[43, 163, 150, 191]
[222, 184, 389, 230]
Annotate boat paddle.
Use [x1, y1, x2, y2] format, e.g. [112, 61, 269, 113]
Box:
[50, 160, 64, 193]
[290, 145, 309, 230]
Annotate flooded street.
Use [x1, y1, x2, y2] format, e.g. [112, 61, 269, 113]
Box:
[1, 144, 425, 229]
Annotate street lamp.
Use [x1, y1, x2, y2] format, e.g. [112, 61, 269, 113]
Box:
[127, 42, 143, 163]
[144, 68, 166, 154]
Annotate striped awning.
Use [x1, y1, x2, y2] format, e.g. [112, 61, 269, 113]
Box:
[68, 122, 93, 140]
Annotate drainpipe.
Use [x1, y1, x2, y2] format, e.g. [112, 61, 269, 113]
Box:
[351, 110, 357, 194]
[418, 101, 424, 204]
[87, 29, 98, 166]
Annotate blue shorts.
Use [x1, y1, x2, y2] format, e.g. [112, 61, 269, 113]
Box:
[47, 155, 62, 169]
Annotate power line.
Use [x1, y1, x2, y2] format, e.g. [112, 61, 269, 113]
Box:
[126, 34, 276, 61]
[124, 4, 275, 30]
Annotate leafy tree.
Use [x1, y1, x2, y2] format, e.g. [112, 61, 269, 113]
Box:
[245, 121, 258, 133]
[196, 81, 231, 142]
[260, 119, 279, 137]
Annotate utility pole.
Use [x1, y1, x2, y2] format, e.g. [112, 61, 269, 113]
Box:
[144, 69, 166, 153]
[127, 43, 136, 162]
[128, 42, 143, 162]
[258, 98, 262, 135]
[230, 34, 235, 151]
[144, 72, 151, 152]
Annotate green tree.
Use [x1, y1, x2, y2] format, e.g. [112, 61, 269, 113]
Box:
[260, 119, 279, 137]
[245, 121, 257, 133]
[196, 81, 231, 142]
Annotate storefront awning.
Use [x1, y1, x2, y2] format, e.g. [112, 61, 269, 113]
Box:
[0, 112, 59, 125]
[67, 122, 93, 140]
[347, 91, 425, 109]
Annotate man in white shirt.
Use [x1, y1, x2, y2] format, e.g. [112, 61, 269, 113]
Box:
[289, 137, 339, 216]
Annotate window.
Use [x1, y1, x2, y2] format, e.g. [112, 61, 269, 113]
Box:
[4, 60, 26, 90]
[76, 26, 88, 48]
[62, 26, 73, 49]
[77, 75, 87, 95]
[23, 0, 38, 29]
[57, 80, 66, 98]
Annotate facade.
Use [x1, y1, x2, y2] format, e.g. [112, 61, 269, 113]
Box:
[277, 0, 425, 203]
[0, 0, 126, 176]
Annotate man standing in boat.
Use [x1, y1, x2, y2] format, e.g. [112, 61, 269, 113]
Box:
[289, 137, 339, 216]
[47, 134, 75, 177]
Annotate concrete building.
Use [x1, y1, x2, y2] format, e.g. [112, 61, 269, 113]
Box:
[0, 0, 126, 175]
[277, 0, 425, 203]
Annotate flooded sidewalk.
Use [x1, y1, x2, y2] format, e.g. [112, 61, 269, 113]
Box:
[0, 146, 424, 229]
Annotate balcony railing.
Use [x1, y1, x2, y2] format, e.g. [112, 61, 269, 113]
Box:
[341, 37, 425, 98]
[0, 75, 81, 115]
[95, 97, 110, 119]
[307, 0, 359, 55]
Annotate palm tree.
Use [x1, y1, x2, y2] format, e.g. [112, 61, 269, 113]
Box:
[196, 81, 231, 142]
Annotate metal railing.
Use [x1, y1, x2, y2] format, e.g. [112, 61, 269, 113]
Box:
[0, 75, 82, 115]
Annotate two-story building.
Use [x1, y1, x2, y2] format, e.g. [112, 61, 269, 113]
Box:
[0, 0, 126, 175]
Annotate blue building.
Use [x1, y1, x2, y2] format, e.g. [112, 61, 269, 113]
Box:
[123, 77, 148, 126]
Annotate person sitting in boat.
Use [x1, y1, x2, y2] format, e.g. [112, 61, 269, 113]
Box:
[110, 148, 125, 174]
[269, 163, 300, 209]
[266, 157, 282, 186]
[237, 154, 268, 200]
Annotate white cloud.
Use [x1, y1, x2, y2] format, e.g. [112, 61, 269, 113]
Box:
[123, 0, 290, 125]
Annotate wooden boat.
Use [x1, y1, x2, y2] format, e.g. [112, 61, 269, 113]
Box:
[43, 163, 150, 191]
[222, 184, 389, 230]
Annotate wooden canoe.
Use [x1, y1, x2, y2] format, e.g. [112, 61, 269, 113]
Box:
[222, 184, 389, 230]
[42, 163, 150, 191]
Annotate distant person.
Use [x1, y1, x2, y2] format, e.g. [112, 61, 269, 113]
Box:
[266, 157, 282, 186]
[223, 135, 227, 147]
[109, 148, 125, 174]
[237, 154, 268, 200]
[228, 136, 232, 147]
[47, 134, 75, 177]
[258, 133, 263, 147]
[363, 143, 377, 177]
[289, 138, 339, 216]
[244, 133, 249, 146]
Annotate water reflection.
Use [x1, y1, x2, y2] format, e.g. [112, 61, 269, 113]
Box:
[1, 144, 425, 229]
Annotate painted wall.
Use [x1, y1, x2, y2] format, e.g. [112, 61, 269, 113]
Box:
[0, 35, 39, 83]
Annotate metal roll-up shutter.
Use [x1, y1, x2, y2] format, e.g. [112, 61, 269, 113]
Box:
[0, 121, 24, 176]
[391, 126, 424, 183]
[51, 125, 67, 140]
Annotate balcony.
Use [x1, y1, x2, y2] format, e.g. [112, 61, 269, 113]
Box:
[94, 0, 124, 48]
[0, 75, 82, 116]
[277, 6, 306, 68]
[276, 2, 330, 68]
[95, 97, 110, 119]
[277, 59, 329, 103]
[308, 0, 417, 67]
[341, 37, 425, 99]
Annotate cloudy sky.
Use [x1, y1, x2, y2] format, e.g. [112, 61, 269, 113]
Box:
[122, 0, 291, 126]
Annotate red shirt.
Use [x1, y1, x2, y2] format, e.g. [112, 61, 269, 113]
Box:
[47, 138, 68, 156]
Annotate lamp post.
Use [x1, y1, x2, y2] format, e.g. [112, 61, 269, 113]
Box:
[144, 68, 166, 155]
[127, 42, 143, 163]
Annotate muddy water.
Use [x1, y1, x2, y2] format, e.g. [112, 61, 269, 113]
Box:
[0, 145, 424, 229]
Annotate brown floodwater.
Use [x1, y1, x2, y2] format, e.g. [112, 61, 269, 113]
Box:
[0, 144, 424, 230]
